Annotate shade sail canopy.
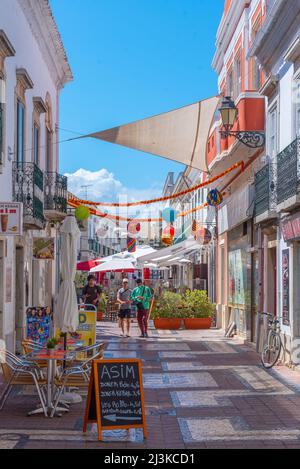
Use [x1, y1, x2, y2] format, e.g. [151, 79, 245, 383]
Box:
[138, 237, 200, 267]
[88, 96, 220, 172]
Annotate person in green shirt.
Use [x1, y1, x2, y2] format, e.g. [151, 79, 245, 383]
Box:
[131, 278, 152, 338]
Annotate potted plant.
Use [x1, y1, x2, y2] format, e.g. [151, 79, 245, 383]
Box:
[97, 293, 107, 321]
[183, 290, 215, 329]
[46, 337, 59, 355]
[151, 291, 188, 330]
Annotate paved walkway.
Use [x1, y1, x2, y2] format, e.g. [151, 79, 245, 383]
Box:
[1, 321, 300, 449]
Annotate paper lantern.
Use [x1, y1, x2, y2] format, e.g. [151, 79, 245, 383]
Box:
[207, 189, 223, 207]
[75, 205, 90, 221]
[195, 227, 212, 245]
[96, 224, 108, 238]
[161, 234, 174, 246]
[163, 224, 176, 237]
[127, 220, 141, 235]
[127, 236, 136, 253]
[162, 207, 177, 223]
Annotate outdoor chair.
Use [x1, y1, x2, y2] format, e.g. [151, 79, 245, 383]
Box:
[0, 349, 47, 416]
[51, 343, 105, 417]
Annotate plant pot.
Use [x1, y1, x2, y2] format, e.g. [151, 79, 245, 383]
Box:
[153, 318, 182, 330]
[184, 317, 212, 330]
[97, 311, 103, 321]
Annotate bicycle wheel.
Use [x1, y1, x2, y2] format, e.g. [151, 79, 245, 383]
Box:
[261, 332, 281, 369]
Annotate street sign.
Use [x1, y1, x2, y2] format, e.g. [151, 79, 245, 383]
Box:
[0, 202, 22, 236]
[83, 359, 147, 441]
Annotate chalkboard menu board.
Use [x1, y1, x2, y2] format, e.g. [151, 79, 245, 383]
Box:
[83, 359, 147, 441]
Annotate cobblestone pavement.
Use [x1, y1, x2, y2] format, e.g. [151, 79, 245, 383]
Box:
[1, 321, 300, 449]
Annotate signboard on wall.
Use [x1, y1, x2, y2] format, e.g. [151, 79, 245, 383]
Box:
[282, 249, 290, 326]
[0, 202, 22, 236]
[282, 213, 300, 241]
[33, 237, 55, 260]
[26, 307, 52, 345]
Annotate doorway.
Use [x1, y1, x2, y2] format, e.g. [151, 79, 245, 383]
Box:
[15, 246, 24, 353]
[0, 240, 4, 341]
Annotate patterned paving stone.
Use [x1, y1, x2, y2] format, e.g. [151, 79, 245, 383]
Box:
[143, 372, 218, 388]
[107, 342, 190, 351]
[178, 417, 300, 442]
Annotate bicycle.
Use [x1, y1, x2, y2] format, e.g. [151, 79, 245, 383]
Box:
[261, 312, 282, 369]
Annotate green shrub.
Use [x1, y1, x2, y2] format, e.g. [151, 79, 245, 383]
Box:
[152, 291, 190, 318]
[184, 290, 215, 318]
[46, 337, 59, 349]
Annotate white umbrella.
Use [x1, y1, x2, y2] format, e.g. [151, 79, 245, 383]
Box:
[90, 258, 136, 273]
[56, 214, 81, 333]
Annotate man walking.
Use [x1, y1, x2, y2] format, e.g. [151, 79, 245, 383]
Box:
[82, 274, 101, 309]
[117, 278, 132, 337]
[131, 278, 152, 338]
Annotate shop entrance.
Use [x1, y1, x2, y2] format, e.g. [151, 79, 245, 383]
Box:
[0, 240, 4, 341]
[15, 246, 25, 353]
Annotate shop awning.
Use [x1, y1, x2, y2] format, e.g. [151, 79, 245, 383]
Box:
[76, 259, 101, 271]
[137, 237, 200, 267]
[88, 96, 220, 172]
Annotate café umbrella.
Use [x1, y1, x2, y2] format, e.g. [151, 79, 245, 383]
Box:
[56, 214, 81, 333]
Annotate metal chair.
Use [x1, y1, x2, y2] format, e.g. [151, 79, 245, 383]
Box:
[0, 349, 47, 416]
[50, 343, 105, 418]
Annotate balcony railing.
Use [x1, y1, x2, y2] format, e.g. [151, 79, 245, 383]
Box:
[254, 163, 277, 217]
[277, 138, 300, 205]
[44, 172, 68, 215]
[12, 161, 45, 228]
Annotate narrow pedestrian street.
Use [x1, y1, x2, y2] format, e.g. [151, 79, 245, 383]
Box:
[1, 321, 300, 450]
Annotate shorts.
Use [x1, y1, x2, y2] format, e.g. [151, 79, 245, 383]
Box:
[118, 309, 131, 319]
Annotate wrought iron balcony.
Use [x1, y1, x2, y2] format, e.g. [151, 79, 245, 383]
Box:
[254, 163, 277, 220]
[12, 161, 45, 229]
[277, 138, 300, 209]
[44, 172, 68, 219]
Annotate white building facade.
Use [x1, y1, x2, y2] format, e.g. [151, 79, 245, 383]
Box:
[0, 0, 72, 352]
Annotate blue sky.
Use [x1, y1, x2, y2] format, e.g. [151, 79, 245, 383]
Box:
[50, 0, 224, 202]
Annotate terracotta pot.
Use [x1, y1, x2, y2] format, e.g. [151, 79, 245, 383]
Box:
[184, 317, 211, 329]
[153, 318, 182, 330]
[97, 311, 103, 321]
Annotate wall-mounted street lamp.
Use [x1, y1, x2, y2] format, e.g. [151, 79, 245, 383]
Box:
[219, 96, 265, 149]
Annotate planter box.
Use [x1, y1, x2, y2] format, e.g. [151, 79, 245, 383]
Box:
[153, 318, 182, 330]
[97, 311, 103, 321]
[184, 317, 211, 329]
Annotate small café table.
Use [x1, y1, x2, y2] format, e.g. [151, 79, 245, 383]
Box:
[27, 348, 73, 417]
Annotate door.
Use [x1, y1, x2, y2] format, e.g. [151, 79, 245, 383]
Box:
[0, 241, 4, 341]
[15, 246, 25, 353]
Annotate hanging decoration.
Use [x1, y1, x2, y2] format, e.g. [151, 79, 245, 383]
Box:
[162, 208, 177, 223]
[68, 160, 244, 208]
[75, 205, 90, 221]
[163, 224, 176, 238]
[127, 236, 137, 253]
[195, 227, 212, 245]
[127, 220, 141, 235]
[161, 233, 174, 246]
[207, 189, 223, 207]
[96, 224, 108, 238]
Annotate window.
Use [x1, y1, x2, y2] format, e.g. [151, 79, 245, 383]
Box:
[295, 81, 300, 137]
[235, 55, 242, 98]
[268, 106, 278, 157]
[251, 15, 262, 90]
[227, 68, 234, 97]
[17, 100, 24, 162]
[46, 128, 52, 172]
[33, 124, 39, 165]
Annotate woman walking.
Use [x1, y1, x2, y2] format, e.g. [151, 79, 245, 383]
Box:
[117, 278, 132, 337]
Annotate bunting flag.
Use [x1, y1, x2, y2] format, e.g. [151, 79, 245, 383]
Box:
[127, 236, 137, 253]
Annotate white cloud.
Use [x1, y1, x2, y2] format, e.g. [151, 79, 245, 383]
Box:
[65, 167, 164, 219]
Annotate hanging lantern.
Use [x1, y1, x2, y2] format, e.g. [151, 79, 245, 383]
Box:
[127, 236, 137, 253]
[163, 224, 176, 238]
[207, 189, 223, 207]
[195, 227, 212, 245]
[127, 220, 141, 235]
[96, 224, 108, 238]
[75, 205, 90, 221]
[161, 234, 174, 246]
[162, 207, 177, 223]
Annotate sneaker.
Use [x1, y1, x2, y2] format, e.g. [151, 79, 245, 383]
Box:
[139, 334, 145, 338]
[126, 334, 130, 338]
[144, 332, 149, 338]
